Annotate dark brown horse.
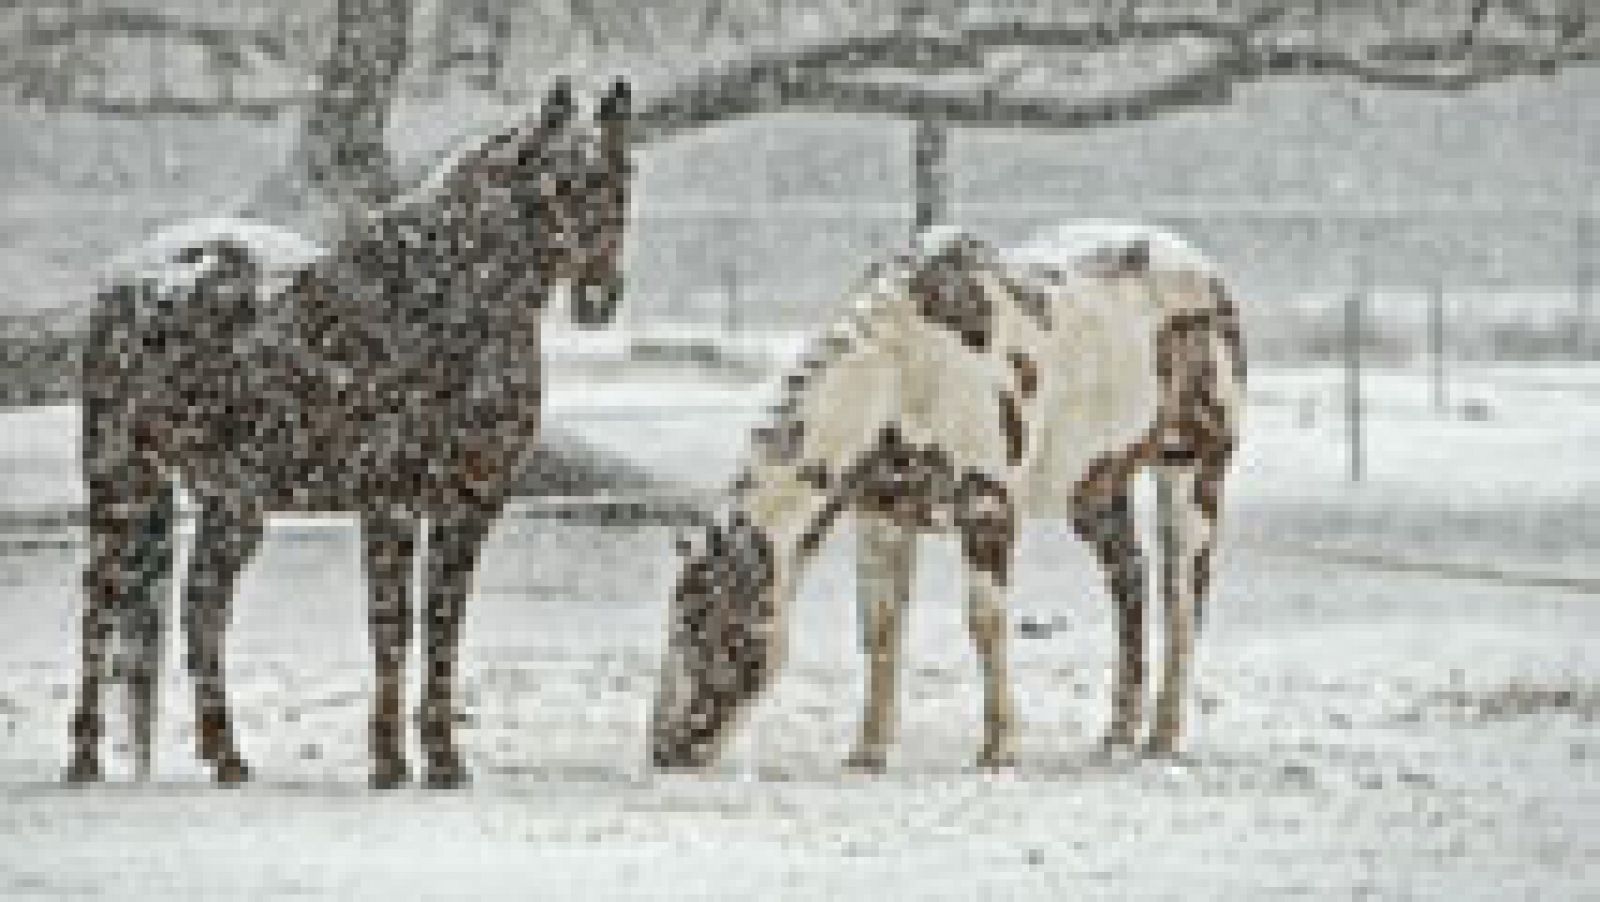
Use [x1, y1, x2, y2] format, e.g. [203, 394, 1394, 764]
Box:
[68, 78, 633, 788]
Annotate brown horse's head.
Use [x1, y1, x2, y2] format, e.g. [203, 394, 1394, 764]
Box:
[454, 77, 633, 327]
[650, 511, 780, 769]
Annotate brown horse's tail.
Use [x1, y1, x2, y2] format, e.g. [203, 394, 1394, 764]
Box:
[83, 279, 177, 779]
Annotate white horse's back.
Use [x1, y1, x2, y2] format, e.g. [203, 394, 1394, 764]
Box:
[1004, 221, 1217, 277]
[989, 224, 1222, 517]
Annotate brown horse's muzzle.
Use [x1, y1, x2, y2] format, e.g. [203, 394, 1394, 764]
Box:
[650, 734, 714, 771]
[572, 278, 622, 328]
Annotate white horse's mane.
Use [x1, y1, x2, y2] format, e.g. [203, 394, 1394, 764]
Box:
[743, 226, 1016, 470]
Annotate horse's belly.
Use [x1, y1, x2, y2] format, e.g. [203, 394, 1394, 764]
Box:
[1019, 334, 1160, 518]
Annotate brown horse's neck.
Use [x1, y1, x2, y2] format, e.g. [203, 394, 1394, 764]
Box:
[298, 199, 548, 344]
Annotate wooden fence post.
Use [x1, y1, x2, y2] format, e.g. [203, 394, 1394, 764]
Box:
[1429, 282, 1447, 414]
[1345, 286, 1365, 482]
[911, 115, 948, 237]
[722, 259, 741, 336]
[1576, 214, 1594, 359]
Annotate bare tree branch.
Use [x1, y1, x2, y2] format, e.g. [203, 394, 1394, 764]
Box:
[567, 0, 653, 52]
[1460, 0, 1494, 51]
[628, 0, 1596, 144]
[12, 6, 289, 65]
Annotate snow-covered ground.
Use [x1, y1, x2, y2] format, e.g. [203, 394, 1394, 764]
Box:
[0, 361, 1596, 898]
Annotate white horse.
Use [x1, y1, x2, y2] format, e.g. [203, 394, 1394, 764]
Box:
[650, 223, 1246, 770]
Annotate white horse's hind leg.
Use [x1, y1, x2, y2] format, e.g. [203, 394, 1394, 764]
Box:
[967, 564, 1017, 768]
[1150, 466, 1209, 755]
[1072, 488, 1146, 750]
[846, 515, 915, 772]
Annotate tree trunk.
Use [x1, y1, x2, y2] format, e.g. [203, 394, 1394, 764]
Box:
[300, 0, 413, 207]
[247, 0, 413, 237]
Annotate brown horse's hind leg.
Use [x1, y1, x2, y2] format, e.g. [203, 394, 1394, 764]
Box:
[419, 505, 499, 789]
[1072, 485, 1147, 751]
[183, 497, 263, 784]
[67, 505, 140, 782]
[69, 444, 173, 783]
[363, 508, 418, 789]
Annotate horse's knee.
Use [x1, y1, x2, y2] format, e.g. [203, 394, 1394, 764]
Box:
[955, 472, 1015, 587]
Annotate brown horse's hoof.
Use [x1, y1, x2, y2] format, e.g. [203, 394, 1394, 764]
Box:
[423, 760, 470, 790]
[1143, 734, 1181, 759]
[975, 748, 1018, 771]
[370, 760, 410, 790]
[213, 758, 252, 786]
[1099, 729, 1138, 752]
[842, 750, 887, 774]
[64, 756, 102, 784]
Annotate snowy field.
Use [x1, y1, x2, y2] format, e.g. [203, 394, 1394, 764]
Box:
[1, 361, 1597, 898]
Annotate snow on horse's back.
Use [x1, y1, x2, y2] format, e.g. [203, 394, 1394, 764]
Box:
[1006, 220, 1218, 276]
[104, 216, 324, 297]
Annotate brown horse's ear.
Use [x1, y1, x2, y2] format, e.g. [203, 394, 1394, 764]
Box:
[540, 77, 576, 132]
[597, 78, 631, 151]
[506, 77, 575, 167]
[598, 78, 631, 121]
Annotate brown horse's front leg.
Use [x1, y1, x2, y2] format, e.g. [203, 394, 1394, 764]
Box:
[419, 504, 498, 789]
[183, 498, 263, 785]
[363, 509, 418, 789]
